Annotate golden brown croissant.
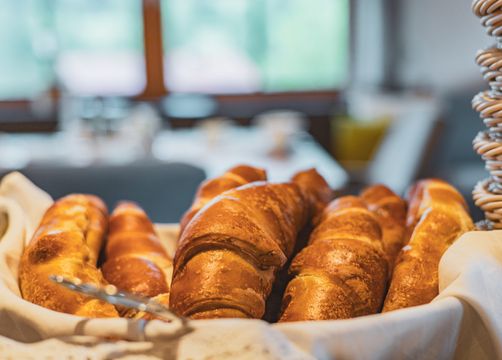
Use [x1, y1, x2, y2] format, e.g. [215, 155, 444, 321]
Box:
[19, 194, 118, 317]
[382, 179, 474, 312]
[170, 169, 331, 319]
[179, 164, 267, 232]
[360, 184, 407, 270]
[279, 196, 388, 322]
[263, 169, 333, 322]
[102, 202, 172, 317]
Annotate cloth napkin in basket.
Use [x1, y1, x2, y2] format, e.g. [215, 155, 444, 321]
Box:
[0, 172, 501, 360]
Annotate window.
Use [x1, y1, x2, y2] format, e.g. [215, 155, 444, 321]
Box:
[55, 0, 145, 96]
[0, 0, 348, 100]
[162, 0, 349, 93]
[0, 0, 144, 99]
[0, 0, 53, 99]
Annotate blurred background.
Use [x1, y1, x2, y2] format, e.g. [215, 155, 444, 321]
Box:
[0, 0, 490, 222]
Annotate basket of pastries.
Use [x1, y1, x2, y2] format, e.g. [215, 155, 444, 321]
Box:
[0, 165, 500, 359]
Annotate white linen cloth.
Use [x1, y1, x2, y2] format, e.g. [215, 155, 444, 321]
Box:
[0, 172, 501, 359]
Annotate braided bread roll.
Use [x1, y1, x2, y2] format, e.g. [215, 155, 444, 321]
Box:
[278, 196, 387, 322]
[383, 179, 474, 312]
[361, 185, 407, 270]
[102, 202, 172, 317]
[179, 164, 267, 232]
[170, 169, 331, 319]
[19, 194, 118, 317]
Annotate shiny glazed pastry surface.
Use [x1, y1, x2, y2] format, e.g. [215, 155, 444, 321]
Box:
[19, 194, 118, 317]
[179, 164, 267, 233]
[102, 202, 172, 317]
[383, 179, 474, 312]
[170, 169, 331, 319]
[279, 196, 388, 322]
[361, 184, 407, 272]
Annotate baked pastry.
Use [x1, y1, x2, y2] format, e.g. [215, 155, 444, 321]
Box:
[102, 202, 172, 317]
[291, 168, 334, 224]
[361, 184, 407, 271]
[179, 164, 267, 232]
[279, 196, 388, 322]
[383, 179, 474, 312]
[170, 169, 331, 319]
[264, 168, 333, 322]
[19, 194, 118, 317]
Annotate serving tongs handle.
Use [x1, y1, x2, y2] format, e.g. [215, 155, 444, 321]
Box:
[50, 275, 193, 338]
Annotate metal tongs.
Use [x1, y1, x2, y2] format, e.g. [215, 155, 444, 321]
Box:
[50, 275, 193, 338]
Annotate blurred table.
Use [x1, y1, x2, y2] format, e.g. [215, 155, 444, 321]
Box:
[0, 127, 348, 189]
[0, 132, 145, 168]
[152, 127, 348, 189]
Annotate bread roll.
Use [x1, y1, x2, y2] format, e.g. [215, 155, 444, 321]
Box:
[19, 194, 118, 317]
[102, 202, 172, 318]
[279, 196, 388, 322]
[383, 179, 474, 312]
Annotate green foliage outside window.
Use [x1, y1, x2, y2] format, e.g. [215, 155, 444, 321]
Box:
[0, 0, 348, 98]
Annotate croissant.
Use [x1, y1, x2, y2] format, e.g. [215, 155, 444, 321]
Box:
[264, 169, 333, 322]
[279, 196, 388, 322]
[170, 169, 331, 319]
[19, 194, 118, 317]
[360, 184, 407, 271]
[179, 164, 267, 232]
[383, 179, 474, 312]
[102, 202, 172, 317]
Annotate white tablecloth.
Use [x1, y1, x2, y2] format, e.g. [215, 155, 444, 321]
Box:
[0, 172, 500, 359]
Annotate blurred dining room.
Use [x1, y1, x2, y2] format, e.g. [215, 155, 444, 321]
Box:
[0, 0, 490, 221]
[3, 0, 502, 359]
